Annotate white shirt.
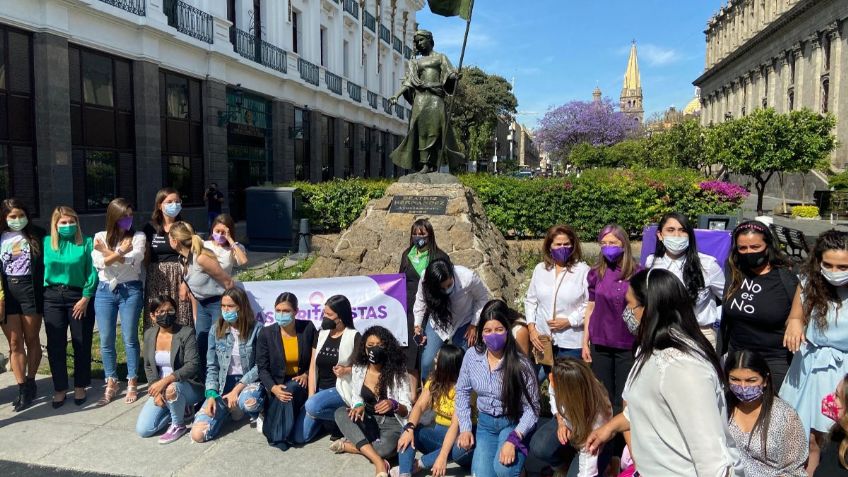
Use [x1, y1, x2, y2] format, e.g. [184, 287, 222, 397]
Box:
[227, 328, 243, 375]
[524, 261, 590, 349]
[413, 265, 491, 341]
[204, 240, 246, 276]
[623, 346, 744, 477]
[647, 252, 725, 327]
[91, 231, 147, 290]
[547, 382, 608, 477]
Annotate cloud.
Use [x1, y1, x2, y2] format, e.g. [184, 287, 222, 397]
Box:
[617, 43, 683, 67]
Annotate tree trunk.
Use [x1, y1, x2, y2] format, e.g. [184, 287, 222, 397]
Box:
[778, 172, 788, 214]
[756, 180, 767, 216]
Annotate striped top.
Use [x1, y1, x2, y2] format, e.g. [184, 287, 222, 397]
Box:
[455, 347, 539, 436]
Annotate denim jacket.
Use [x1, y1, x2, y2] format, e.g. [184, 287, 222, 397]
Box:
[205, 321, 261, 392]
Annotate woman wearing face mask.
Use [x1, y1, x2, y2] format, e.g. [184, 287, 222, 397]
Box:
[190, 287, 263, 443]
[143, 188, 192, 327]
[91, 198, 147, 406]
[414, 258, 491, 381]
[525, 225, 590, 377]
[333, 325, 411, 477]
[204, 214, 248, 275]
[815, 374, 848, 476]
[781, 230, 848, 473]
[42, 206, 97, 408]
[0, 198, 45, 411]
[256, 292, 316, 449]
[722, 221, 802, 390]
[455, 299, 540, 477]
[647, 213, 724, 347]
[399, 219, 448, 397]
[136, 295, 203, 444]
[724, 350, 807, 477]
[299, 295, 362, 443]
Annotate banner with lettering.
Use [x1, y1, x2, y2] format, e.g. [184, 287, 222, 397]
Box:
[640, 225, 732, 270]
[241, 274, 409, 346]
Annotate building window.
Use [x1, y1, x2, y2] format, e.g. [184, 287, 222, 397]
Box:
[69, 45, 135, 212]
[363, 126, 372, 178]
[377, 130, 386, 177]
[159, 70, 203, 204]
[344, 121, 354, 177]
[321, 115, 334, 181]
[292, 10, 301, 54]
[294, 107, 310, 181]
[320, 27, 327, 67]
[822, 79, 830, 113]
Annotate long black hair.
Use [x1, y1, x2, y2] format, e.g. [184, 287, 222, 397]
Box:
[651, 212, 705, 301]
[428, 344, 464, 408]
[630, 269, 723, 382]
[475, 299, 539, 423]
[1, 198, 42, 256]
[325, 295, 355, 329]
[726, 220, 789, 299]
[408, 218, 446, 258]
[724, 350, 775, 460]
[353, 325, 407, 399]
[422, 258, 455, 330]
[802, 230, 848, 332]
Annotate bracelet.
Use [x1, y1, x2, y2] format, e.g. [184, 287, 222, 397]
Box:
[403, 422, 416, 432]
[389, 398, 399, 412]
[506, 431, 528, 456]
[352, 402, 365, 409]
[204, 390, 220, 400]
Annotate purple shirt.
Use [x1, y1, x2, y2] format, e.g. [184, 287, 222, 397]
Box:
[587, 264, 641, 349]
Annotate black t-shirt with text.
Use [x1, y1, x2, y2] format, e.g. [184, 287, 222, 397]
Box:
[143, 223, 180, 263]
[313, 332, 362, 391]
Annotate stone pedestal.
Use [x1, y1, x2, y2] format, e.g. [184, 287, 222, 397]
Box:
[304, 179, 520, 303]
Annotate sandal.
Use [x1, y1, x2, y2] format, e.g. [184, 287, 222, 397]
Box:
[329, 438, 349, 454]
[97, 378, 119, 407]
[124, 378, 139, 404]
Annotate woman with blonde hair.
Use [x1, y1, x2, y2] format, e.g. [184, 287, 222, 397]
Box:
[42, 206, 98, 408]
[92, 198, 147, 406]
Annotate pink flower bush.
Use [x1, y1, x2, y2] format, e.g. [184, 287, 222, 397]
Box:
[699, 180, 750, 202]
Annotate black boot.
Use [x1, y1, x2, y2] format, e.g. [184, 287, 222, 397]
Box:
[14, 378, 35, 411]
[25, 377, 36, 402]
[13, 383, 26, 412]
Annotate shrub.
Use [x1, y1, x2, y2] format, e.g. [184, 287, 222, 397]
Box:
[829, 172, 848, 191]
[289, 178, 393, 232]
[791, 205, 820, 218]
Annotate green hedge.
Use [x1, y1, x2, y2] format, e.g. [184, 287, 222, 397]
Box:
[285, 169, 746, 241]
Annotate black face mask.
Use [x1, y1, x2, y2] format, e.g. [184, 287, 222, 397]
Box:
[321, 317, 337, 330]
[738, 250, 768, 270]
[156, 312, 176, 329]
[367, 346, 388, 365]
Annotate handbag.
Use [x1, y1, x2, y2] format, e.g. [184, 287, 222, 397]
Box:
[533, 270, 566, 367]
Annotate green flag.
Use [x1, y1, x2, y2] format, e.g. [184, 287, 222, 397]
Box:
[428, 0, 472, 20]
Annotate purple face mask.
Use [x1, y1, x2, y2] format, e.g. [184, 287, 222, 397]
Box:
[730, 383, 764, 403]
[551, 246, 573, 264]
[601, 245, 624, 263]
[117, 216, 133, 232]
[483, 331, 507, 352]
[212, 232, 228, 245]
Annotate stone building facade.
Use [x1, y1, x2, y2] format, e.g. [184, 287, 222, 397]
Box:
[694, 0, 848, 168]
[620, 41, 644, 125]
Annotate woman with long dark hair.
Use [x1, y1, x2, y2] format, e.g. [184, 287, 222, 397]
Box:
[0, 198, 44, 411]
[647, 212, 724, 347]
[781, 230, 848, 473]
[725, 350, 806, 476]
[587, 268, 744, 476]
[815, 374, 848, 476]
[454, 299, 540, 477]
[204, 213, 248, 276]
[722, 220, 802, 390]
[413, 257, 490, 381]
[333, 325, 411, 477]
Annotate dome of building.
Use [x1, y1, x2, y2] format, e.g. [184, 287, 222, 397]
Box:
[683, 90, 701, 115]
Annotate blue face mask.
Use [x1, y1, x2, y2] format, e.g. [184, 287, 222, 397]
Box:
[163, 202, 182, 218]
[275, 312, 294, 327]
[222, 309, 239, 324]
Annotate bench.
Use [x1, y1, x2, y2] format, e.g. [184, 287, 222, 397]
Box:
[770, 224, 810, 262]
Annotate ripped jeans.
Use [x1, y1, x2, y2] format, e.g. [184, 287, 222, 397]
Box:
[135, 380, 204, 437]
[191, 375, 265, 442]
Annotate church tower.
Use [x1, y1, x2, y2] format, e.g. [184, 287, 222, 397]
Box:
[620, 41, 644, 125]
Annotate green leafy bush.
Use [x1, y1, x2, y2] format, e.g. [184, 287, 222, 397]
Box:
[791, 205, 820, 218]
[289, 178, 393, 232]
[829, 172, 848, 191]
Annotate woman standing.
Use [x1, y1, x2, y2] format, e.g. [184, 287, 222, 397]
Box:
[92, 198, 147, 406]
[204, 214, 248, 275]
[42, 206, 97, 408]
[413, 258, 490, 381]
[525, 225, 590, 369]
[398, 219, 448, 396]
[256, 292, 316, 449]
[725, 350, 807, 477]
[0, 198, 44, 411]
[587, 269, 744, 476]
[333, 326, 412, 477]
[722, 220, 801, 390]
[647, 212, 724, 347]
[781, 230, 848, 472]
[455, 299, 540, 477]
[143, 188, 191, 327]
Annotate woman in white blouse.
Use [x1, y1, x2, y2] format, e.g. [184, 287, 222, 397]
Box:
[203, 214, 248, 275]
[525, 225, 589, 371]
[586, 268, 744, 477]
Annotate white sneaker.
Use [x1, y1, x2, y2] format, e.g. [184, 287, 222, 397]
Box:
[255, 415, 264, 433]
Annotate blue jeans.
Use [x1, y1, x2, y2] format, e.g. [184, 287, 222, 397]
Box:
[420, 321, 470, 381]
[398, 423, 474, 474]
[135, 381, 204, 437]
[94, 280, 143, 380]
[194, 296, 221, 361]
[529, 417, 611, 477]
[472, 412, 527, 477]
[192, 376, 264, 442]
[293, 386, 346, 444]
[537, 346, 584, 382]
[264, 378, 308, 445]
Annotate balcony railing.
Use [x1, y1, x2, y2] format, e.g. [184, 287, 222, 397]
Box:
[298, 58, 320, 86]
[343, 0, 359, 19]
[367, 90, 378, 109]
[379, 25, 391, 44]
[231, 27, 287, 74]
[403, 46, 412, 60]
[364, 11, 376, 32]
[393, 36, 403, 54]
[98, 0, 145, 15]
[325, 71, 343, 95]
[166, 0, 214, 44]
[394, 104, 405, 120]
[382, 97, 393, 114]
[347, 81, 362, 102]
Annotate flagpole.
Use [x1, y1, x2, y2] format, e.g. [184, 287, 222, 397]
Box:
[439, 0, 474, 171]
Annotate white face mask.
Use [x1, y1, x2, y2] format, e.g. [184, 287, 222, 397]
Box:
[821, 264, 848, 287]
[662, 235, 690, 255]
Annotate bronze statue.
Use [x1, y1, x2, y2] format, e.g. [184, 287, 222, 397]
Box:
[389, 30, 465, 174]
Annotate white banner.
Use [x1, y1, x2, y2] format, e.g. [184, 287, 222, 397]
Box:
[241, 273, 409, 346]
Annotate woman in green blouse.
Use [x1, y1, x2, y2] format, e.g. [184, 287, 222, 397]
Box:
[43, 206, 98, 408]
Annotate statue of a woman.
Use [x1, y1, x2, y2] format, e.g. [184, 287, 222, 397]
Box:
[389, 30, 465, 173]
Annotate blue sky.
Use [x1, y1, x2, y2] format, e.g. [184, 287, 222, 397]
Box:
[415, 0, 725, 127]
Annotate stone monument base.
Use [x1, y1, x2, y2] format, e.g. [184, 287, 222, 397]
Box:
[304, 178, 520, 302]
